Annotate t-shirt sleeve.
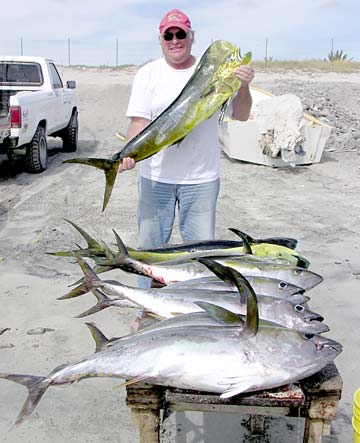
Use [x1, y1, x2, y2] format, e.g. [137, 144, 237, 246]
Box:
[125, 66, 152, 120]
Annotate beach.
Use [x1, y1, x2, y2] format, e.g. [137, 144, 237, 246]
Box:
[0, 65, 359, 442]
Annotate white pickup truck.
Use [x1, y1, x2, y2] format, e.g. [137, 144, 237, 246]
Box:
[0, 56, 78, 172]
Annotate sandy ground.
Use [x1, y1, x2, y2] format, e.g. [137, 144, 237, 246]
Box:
[0, 65, 359, 443]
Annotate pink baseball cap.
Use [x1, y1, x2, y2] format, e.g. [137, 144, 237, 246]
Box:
[159, 9, 191, 34]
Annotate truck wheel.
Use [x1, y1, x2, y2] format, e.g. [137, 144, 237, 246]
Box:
[25, 126, 48, 173]
[62, 111, 78, 152]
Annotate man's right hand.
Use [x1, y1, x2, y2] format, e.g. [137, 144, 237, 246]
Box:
[118, 157, 136, 173]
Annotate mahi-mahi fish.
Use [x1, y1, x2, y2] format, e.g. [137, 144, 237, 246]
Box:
[0, 270, 341, 426]
[48, 220, 307, 267]
[63, 40, 252, 210]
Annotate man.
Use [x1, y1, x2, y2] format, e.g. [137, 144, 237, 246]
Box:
[121, 9, 255, 287]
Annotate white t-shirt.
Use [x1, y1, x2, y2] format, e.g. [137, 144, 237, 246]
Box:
[126, 57, 221, 184]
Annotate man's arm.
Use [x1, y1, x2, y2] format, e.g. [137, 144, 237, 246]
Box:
[232, 65, 255, 121]
[118, 116, 151, 172]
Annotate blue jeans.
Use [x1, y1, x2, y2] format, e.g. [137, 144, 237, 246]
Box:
[137, 176, 220, 287]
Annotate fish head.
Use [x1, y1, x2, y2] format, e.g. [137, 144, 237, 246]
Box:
[289, 303, 329, 334]
[294, 332, 343, 370]
[267, 328, 342, 372]
[213, 42, 252, 85]
[274, 280, 305, 297]
[291, 267, 323, 291]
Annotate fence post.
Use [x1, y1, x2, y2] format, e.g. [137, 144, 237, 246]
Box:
[116, 38, 119, 67]
[68, 38, 71, 67]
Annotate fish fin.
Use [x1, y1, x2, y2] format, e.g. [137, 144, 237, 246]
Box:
[218, 99, 230, 125]
[296, 256, 311, 269]
[85, 321, 110, 353]
[229, 228, 298, 250]
[112, 229, 129, 257]
[224, 267, 259, 335]
[63, 157, 119, 211]
[241, 51, 252, 64]
[115, 132, 126, 141]
[146, 312, 166, 320]
[113, 375, 150, 389]
[91, 231, 131, 269]
[220, 382, 256, 399]
[45, 249, 81, 257]
[194, 301, 244, 326]
[0, 373, 49, 425]
[227, 229, 253, 254]
[197, 258, 247, 295]
[101, 240, 116, 259]
[58, 257, 101, 300]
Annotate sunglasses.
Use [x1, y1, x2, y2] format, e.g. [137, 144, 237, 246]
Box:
[163, 29, 188, 41]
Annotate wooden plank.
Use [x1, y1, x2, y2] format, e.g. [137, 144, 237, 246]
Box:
[303, 418, 324, 443]
[131, 409, 160, 443]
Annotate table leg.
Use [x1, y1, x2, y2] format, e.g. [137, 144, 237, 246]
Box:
[132, 408, 161, 443]
[303, 418, 324, 443]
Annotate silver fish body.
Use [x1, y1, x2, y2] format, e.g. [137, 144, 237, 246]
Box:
[110, 256, 322, 290]
[165, 275, 305, 298]
[91, 282, 327, 334]
[26, 324, 342, 399]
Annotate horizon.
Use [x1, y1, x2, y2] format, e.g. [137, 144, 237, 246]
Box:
[1, 0, 359, 66]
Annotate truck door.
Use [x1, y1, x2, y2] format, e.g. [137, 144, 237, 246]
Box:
[48, 63, 69, 131]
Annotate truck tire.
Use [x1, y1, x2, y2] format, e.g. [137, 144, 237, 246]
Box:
[25, 126, 48, 173]
[62, 111, 78, 152]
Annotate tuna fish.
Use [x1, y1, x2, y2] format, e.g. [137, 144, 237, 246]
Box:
[0, 269, 341, 425]
[60, 258, 327, 334]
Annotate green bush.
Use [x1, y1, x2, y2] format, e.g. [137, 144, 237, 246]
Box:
[327, 50, 353, 62]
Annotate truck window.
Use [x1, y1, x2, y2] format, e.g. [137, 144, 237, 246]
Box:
[49, 63, 63, 89]
[0, 62, 43, 85]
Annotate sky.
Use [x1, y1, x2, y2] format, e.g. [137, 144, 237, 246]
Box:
[1, 0, 359, 66]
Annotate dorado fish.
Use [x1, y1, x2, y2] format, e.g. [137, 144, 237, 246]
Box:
[63, 41, 251, 210]
[61, 258, 327, 334]
[49, 220, 307, 267]
[0, 272, 341, 425]
[90, 233, 322, 290]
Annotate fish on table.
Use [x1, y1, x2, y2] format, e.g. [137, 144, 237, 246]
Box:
[60, 257, 328, 334]
[0, 269, 342, 426]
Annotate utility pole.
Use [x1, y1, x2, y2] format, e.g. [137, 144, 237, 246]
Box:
[20, 36, 23, 55]
[265, 38, 268, 67]
[116, 38, 119, 67]
[68, 38, 71, 67]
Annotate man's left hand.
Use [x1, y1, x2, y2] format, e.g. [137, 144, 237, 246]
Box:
[235, 65, 255, 86]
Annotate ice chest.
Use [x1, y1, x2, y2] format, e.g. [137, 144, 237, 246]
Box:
[218, 87, 332, 167]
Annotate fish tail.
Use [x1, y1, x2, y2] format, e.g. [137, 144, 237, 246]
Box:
[58, 257, 101, 300]
[0, 373, 50, 425]
[64, 219, 104, 252]
[75, 289, 112, 318]
[63, 158, 120, 211]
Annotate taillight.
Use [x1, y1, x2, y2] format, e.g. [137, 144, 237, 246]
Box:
[10, 106, 22, 129]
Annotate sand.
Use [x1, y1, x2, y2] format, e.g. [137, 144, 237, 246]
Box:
[0, 65, 359, 442]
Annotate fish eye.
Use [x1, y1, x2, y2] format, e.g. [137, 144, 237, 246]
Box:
[302, 333, 314, 340]
[295, 269, 303, 275]
[278, 281, 287, 290]
[294, 304, 304, 312]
